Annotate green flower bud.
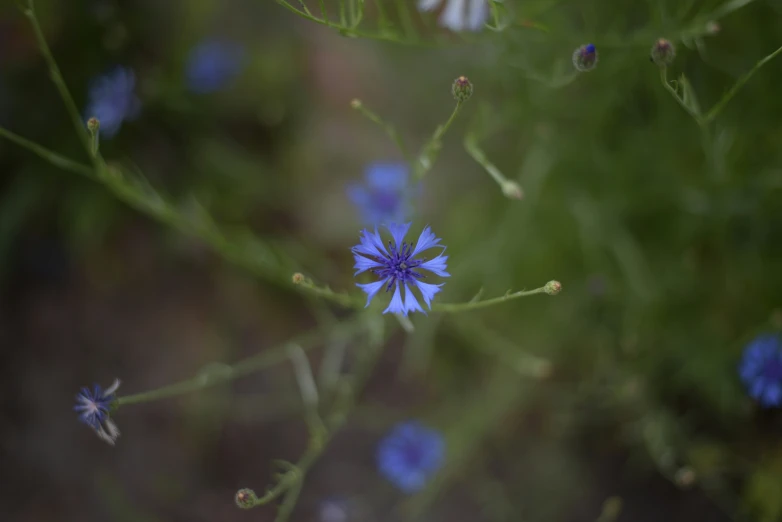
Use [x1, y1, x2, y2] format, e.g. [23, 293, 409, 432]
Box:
[650, 38, 676, 67]
[501, 181, 524, 200]
[451, 76, 473, 103]
[234, 488, 257, 509]
[544, 280, 562, 296]
[87, 117, 100, 134]
[292, 272, 305, 284]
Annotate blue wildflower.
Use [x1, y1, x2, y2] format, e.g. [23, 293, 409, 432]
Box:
[185, 40, 245, 94]
[347, 163, 411, 226]
[739, 334, 782, 408]
[352, 223, 449, 316]
[74, 378, 121, 444]
[377, 421, 445, 493]
[84, 67, 140, 139]
[418, 0, 489, 32]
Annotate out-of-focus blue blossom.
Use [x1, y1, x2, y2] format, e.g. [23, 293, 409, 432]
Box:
[352, 223, 449, 316]
[377, 421, 445, 493]
[74, 378, 121, 445]
[347, 163, 411, 226]
[84, 67, 140, 139]
[739, 334, 782, 408]
[318, 497, 349, 522]
[418, 0, 489, 32]
[185, 40, 245, 94]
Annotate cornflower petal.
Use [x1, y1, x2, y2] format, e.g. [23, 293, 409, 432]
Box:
[403, 284, 425, 315]
[413, 281, 443, 309]
[386, 222, 412, 250]
[418, 254, 450, 277]
[357, 279, 388, 307]
[353, 228, 388, 258]
[411, 226, 442, 257]
[353, 254, 385, 276]
[383, 283, 406, 315]
[418, 0, 441, 11]
[467, 0, 489, 30]
[440, 0, 467, 31]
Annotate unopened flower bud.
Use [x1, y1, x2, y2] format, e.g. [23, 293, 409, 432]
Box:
[350, 99, 362, 109]
[451, 76, 473, 102]
[544, 280, 562, 295]
[292, 272, 305, 284]
[572, 43, 598, 72]
[674, 467, 696, 488]
[235, 488, 257, 509]
[87, 117, 100, 134]
[650, 38, 676, 67]
[501, 181, 524, 200]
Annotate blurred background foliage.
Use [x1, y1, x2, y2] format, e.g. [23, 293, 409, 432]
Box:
[2, 0, 782, 521]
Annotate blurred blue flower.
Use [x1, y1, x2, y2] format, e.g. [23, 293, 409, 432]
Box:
[186, 40, 245, 94]
[74, 378, 121, 445]
[352, 223, 449, 316]
[418, 0, 489, 32]
[84, 67, 141, 139]
[739, 334, 782, 407]
[377, 421, 445, 493]
[347, 163, 411, 226]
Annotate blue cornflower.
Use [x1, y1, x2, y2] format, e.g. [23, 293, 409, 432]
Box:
[739, 334, 782, 408]
[74, 378, 121, 445]
[418, 0, 489, 32]
[377, 421, 445, 493]
[347, 162, 412, 226]
[352, 223, 449, 316]
[84, 67, 141, 139]
[185, 40, 245, 94]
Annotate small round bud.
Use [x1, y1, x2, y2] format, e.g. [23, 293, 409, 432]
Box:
[544, 280, 562, 296]
[650, 38, 676, 67]
[292, 272, 305, 284]
[451, 76, 473, 103]
[235, 488, 257, 509]
[572, 43, 598, 72]
[87, 117, 100, 134]
[350, 99, 362, 109]
[501, 181, 524, 200]
[674, 467, 696, 488]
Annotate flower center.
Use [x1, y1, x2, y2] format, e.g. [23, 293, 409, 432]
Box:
[372, 240, 425, 291]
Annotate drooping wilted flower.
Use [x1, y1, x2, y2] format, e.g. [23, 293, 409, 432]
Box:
[352, 223, 449, 316]
[739, 334, 782, 407]
[186, 40, 245, 94]
[418, 0, 489, 32]
[74, 378, 121, 444]
[84, 67, 140, 138]
[347, 163, 411, 226]
[377, 421, 445, 493]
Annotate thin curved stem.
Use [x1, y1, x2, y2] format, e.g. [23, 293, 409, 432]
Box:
[117, 318, 366, 406]
[703, 43, 782, 124]
[0, 126, 93, 176]
[432, 284, 552, 313]
[25, 0, 93, 159]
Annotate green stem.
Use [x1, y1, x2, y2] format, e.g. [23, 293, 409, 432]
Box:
[351, 100, 412, 163]
[117, 319, 365, 406]
[273, 0, 428, 45]
[415, 101, 463, 179]
[432, 284, 550, 313]
[25, 0, 92, 159]
[0, 126, 93, 176]
[703, 43, 782, 123]
[659, 67, 703, 125]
